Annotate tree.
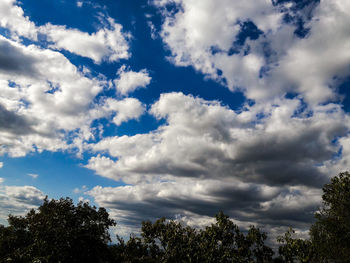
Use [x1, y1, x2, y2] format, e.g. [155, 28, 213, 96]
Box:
[276, 171, 350, 262]
[200, 212, 273, 263]
[309, 171, 350, 262]
[114, 211, 274, 263]
[0, 197, 116, 263]
[277, 228, 315, 263]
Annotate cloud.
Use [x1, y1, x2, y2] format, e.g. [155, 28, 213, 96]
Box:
[85, 91, 349, 238]
[0, 178, 3, 183]
[0, 35, 141, 157]
[0, 38, 39, 76]
[102, 97, 146, 126]
[73, 185, 88, 194]
[0, 162, 3, 168]
[41, 18, 130, 64]
[0, 36, 103, 156]
[0, 103, 34, 135]
[114, 66, 152, 95]
[0, 184, 45, 220]
[1, 0, 130, 64]
[88, 178, 321, 238]
[0, 0, 37, 40]
[27, 173, 39, 179]
[152, 0, 350, 104]
[0, 1, 142, 157]
[88, 92, 348, 186]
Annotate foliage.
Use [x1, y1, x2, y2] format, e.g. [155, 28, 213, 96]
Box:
[276, 171, 350, 262]
[0, 197, 116, 263]
[113, 211, 274, 263]
[309, 171, 350, 262]
[2, 171, 350, 262]
[277, 228, 315, 263]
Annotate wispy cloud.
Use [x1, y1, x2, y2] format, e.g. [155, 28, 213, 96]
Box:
[27, 173, 39, 179]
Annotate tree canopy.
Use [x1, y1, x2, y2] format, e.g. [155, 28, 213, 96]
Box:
[1, 171, 350, 262]
[112, 212, 273, 263]
[0, 197, 116, 263]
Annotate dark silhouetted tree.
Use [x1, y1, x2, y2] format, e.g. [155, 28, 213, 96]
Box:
[309, 171, 350, 262]
[0, 197, 116, 263]
[277, 171, 350, 262]
[277, 228, 316, 263]
[114, 211, 274, 263]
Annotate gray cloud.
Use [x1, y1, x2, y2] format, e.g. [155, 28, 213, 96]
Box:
[0, 184, 45, 222]
[88, 93, 348, 188]
[0, 38, 39, 77]
[88, 180, 321, 239]
[0, 104, 34, 135]
[85, 92, 347, 239]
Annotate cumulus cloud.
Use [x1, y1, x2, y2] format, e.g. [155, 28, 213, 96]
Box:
[0, 0, 37, 40]
[0, 34, 143, 157]
[85, 91, 349, 237]
[152, 0, 350, 104]
[0, 36, 103, 156]
[103, 97, 146, 125]
[0, 163, 3, 168]
[114, 66, 151, 95]
[0, 1, 146, 159]
[88, 92, 348, 186]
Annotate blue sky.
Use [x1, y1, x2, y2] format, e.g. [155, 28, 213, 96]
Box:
[0, 0, 350, 239]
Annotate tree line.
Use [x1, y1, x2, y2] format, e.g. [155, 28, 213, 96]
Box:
[1, 172, 350, 262]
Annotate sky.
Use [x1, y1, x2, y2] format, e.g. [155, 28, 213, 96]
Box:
[0, 0, 350, 240]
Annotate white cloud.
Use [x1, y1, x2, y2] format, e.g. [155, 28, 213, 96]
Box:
[0, 36, 98, 155]
[153, 0, 350, 105]
[0, 178, 4, 184]
[0, 35, 128, 156]
[0, 0, 38, 40]
[27, 173, 39, 179]
[268, 0, 350, 105]
[92, 97, 146, 127]
[0, 0, 130, 64]
[0, 162, 3, 168]
[41, 18, 130, 64]
[152, 0, 281, 98]
[0, 33, 146, 157]
[114, 66, 151, 95]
